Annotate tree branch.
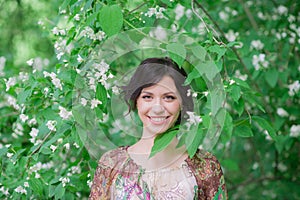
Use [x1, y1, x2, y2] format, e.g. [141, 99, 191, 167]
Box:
[238, 0, 258, 31]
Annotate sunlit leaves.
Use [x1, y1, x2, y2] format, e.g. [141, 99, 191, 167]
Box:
[166, 43, 187, 66]
[98, 5, 123, 36]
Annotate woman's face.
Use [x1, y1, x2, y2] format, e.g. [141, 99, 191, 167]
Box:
[136, 76, 181, 137]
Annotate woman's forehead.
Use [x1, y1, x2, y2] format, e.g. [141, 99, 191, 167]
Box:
[141, 76, 179, 93]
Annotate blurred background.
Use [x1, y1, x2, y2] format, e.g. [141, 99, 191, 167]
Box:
[0, 0, 299, 199]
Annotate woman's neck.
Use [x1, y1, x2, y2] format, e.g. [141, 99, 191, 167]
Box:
[128, 131, 187, 170]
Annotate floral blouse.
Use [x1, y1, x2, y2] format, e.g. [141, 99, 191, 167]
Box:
[89, 146, 227, 200]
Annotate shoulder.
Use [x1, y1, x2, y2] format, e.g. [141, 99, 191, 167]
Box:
[98, 146, 129, 168]
[187, 149, 223, 176]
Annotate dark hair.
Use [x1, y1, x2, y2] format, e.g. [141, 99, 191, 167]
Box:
[122, 57, 194, 124]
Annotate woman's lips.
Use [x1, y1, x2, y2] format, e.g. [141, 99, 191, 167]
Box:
[148, 116, 169, 125]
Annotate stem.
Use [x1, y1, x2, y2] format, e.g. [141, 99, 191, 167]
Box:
[128, 2, 147, 15]
[191, 0, 222, 45]
[25, 130, 53, 170]
[238, 0, 258, 31]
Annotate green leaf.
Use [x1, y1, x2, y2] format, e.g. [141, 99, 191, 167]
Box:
[265, 68, 278, 88]
[166, 43, 186, 66]
[184, 68, 201, 85]
[17, 87, 32, 104]
[234, 98, 244, 116]
[54, 183, 65, 199]
[186, 128, 203, 158]
[29, 178, 44, 196]
[195, 61, 220, 82]
[252, 116, 277, 141]
[98, 5, 123, 36]
[234, 124, 253, 137]
[275, 135, 290, 154]
[191, 45, 206, 61]
[230, 85, 241, 102]
[208, 45, 227, 61]
[0, 147, 8, 158]
[150, 129, 178, 158]
[232, 77, 250, 89]
[220, 111, 233, 143]
[96, 83, 107, 107]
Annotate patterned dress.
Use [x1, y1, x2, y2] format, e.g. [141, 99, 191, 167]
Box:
[89, 146, 227, 200]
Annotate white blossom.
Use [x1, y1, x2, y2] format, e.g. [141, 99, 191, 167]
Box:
[276, 108, 288, 117]
[46, 120, 57, 132]
[149, 25, 167, 41]
[57, 138, 63, 144]
[29, 128, 39, 138]
[28, 118, 37, 126]
[64, 143, 70, 150]
[59, 106, 72, 120]
[52, 27, 66, 36]
[277, 5, 288, 16]
[277, 162, 288, 172]
[174, 4, 185, 20]
[35, 173, 41, 179]
[0, 57, 5, 76]
[145, 7, 165, 19]
[20, 114, 29, 123]
[74, 14, 80, 21]
[4, 77, 17, 91]
[80, 98, 88, 106]
[26, 58, 34, 66]
[235, 70, 248, 81]
[77, 55, 84, 63]
[43, 71, 63, 90]
[187, 89, 192, 97]
[288, 80, 300, 96]
[14, 186, 27, 195]
[257, 12, 266, 20]
[91, 98, 102, 109]
[95, 31, 106, 41]
[290, 125, 300, 137]
[185, 111, 202, 130]
[7, 152, 13, 158]
[112, 86, 120, 95]
[219, 11, 229, 21]
[263, 130, 272, 141]
[250, 40, 264, 50]
[73, 142, 80, 148]
[60, 9, 66, 14]
[24, 182, 29, 188]
[19, 72, 29, 82]
[50, 145, 57, 152]
[87, 180, 92, 188]
[252, 54, 269, 70]
[225, 30, 239, 42]
[0, 186, 9, 196]
[59, 177, 70, 187]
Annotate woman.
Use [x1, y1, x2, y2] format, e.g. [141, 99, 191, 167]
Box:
[89, 57, 227, 199]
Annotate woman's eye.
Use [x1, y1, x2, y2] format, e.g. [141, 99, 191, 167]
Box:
[141, 95, 152, 99]
[164, 95, 176, 101]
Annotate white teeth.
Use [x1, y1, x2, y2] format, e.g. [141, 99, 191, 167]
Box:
[151, 117, 166, 122]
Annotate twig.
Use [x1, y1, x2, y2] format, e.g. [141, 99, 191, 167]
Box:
[191, 0, 222, 45]
[238, 0, 258, 31]
[128, 2, 147, 15]
[25, 130, 53, 169]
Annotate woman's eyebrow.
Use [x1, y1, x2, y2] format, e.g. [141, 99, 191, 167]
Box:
[141, 91, 176, 95]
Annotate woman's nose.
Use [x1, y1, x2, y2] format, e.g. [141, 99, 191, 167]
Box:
[152, 103, 165, 114]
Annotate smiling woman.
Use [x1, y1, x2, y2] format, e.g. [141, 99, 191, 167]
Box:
[89, 57, 227, 199]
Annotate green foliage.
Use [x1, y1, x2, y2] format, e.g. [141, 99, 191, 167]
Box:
[0, 0, 299, 199]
